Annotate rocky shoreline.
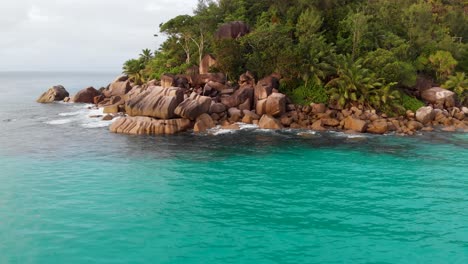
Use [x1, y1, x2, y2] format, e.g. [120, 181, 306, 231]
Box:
[37, 73, 468, 136]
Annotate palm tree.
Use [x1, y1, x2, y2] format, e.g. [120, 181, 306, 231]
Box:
[326, 54, 400, 113]
[139, 49, 153, 64]
[123, 59, 145, 85]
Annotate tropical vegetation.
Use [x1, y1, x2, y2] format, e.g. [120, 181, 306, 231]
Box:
[123, 0, 468, 114]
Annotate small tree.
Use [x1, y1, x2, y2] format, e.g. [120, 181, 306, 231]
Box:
[428, 50, 458, 81]
[159, 15, 196, 65]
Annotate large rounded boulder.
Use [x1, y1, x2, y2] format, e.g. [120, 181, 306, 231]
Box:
[103, 78, 132, 98]
[125, 86, 184, 119]
[367, 119, 388, 134]
[416, 106, 435, 125]
[256, 93, 286, 117]
[73, 87, 100, 104]
[37, 85, 69, 103]
[421, 87, 455, 108]
[259, 115, 283, 130]
[174, 93, 212, 120]
[343, 116, 367, 132]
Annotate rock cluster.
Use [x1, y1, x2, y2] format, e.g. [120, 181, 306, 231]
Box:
[37, 71, 467, 136]
[104, 72, 296, 135]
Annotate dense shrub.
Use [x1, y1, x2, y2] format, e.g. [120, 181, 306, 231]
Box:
[400, 93, 425, 112]
[285, 82, 329, 105]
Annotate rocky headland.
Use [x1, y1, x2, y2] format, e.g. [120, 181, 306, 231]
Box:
[37, 72, 468, 136]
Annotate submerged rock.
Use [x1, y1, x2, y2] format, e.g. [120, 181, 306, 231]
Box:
[37, 85, 69, 103]
[110, 116, 192, 135]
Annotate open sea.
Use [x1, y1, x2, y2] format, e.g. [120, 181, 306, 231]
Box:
[0, 72, 467, 263]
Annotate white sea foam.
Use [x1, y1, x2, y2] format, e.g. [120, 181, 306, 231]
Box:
[58, 111, 83, 116]
[46, 119, 74, 125]
[297, 130, 317, 136]
[346, 134, 368, 139]
[238, 123, 259, 130]
[210, 128, 237, 135]
[329, 131, 367, 139]
[87, 107, 105, 117]
[46, 104, 117, 129]
[206, 123, 259, 135]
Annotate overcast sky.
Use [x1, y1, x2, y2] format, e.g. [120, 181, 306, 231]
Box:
[0, 0, 198, 72]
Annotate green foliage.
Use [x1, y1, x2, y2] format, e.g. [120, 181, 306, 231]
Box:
[404, 1, 437, 52]
[295, 8, 335, 85]
[241, 21, 296, 78]
[122, 0, 467, 111]
[286, 81, 329, 105]
[455, 45, 468, 73]
[364, 49, 417, 87]
[443, 72, 468, 105]
[122, 49, 153, 85]
[212, 39, 245, 81]
[337, 11, 371, 59]
[400, 93, 425, 112]
[428, 50, 458, 82]
[326, 55, 401, 113]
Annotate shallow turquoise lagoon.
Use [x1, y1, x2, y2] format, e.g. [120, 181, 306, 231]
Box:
[0, 72, 467, 263]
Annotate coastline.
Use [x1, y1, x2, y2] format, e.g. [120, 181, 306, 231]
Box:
[36, 73, 468, 137]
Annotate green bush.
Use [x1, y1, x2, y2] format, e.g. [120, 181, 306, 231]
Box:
[400, 93, 425, 112]
[286, 82, 329, 105]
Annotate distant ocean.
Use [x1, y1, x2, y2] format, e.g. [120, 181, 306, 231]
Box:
[0, 72, 467, 263]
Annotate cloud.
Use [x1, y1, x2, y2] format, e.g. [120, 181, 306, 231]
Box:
[0, 0, 198, 71]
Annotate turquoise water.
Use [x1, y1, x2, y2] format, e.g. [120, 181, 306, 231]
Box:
[0, 72, 467, 263]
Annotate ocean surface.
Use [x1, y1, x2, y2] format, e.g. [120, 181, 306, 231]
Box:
[0, 72, 467, 264]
